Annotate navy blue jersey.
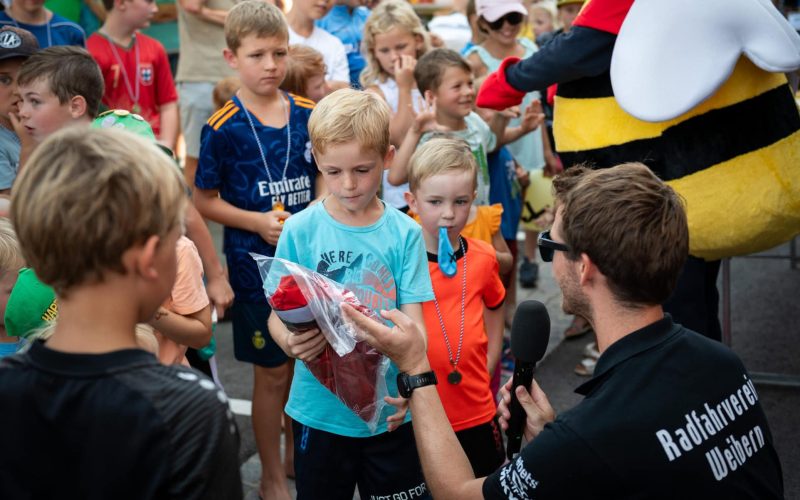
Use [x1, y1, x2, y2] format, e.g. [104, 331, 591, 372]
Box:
[196, 92, 317, 303]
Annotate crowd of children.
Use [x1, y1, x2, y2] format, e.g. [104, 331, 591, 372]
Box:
[0, 0, 576, 497]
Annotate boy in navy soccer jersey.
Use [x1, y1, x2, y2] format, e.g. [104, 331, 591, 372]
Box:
[193, 2, 323, 498]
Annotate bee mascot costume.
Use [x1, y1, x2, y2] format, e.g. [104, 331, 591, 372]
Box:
[477, 0, 800, 339]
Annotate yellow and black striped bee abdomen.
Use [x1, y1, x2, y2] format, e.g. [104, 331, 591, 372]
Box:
[552, 57, 800, 260]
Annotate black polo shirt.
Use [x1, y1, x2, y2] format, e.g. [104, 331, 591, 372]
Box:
[483, 316, 783, 499]
[0, 340, 243, 499]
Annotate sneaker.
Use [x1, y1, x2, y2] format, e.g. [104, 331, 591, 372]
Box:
[519, 257, 539, 288]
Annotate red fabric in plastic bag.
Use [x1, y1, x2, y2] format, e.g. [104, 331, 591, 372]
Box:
[271, 275, 382, 423]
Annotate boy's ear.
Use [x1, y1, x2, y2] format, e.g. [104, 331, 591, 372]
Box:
[423, 89, 434, 102]
[223, 48, 238, 69]
[403, 190, 417, 213]
[137, 235, 161, 281]
[68, 95, 87, 120]
[382, 145, 396, 171]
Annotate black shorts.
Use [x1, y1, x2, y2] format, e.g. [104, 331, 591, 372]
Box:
[455, 417, 505, 477]
[292, 420, 430, 500]
[230, 301, 288, 368]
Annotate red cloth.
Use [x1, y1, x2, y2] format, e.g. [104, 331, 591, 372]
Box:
[270, 273, 383, 423]
[476, 57, 526, 111]
[573, 0, 634, 35]
[87, 32, 178, 136]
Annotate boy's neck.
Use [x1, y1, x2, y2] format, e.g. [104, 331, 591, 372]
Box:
[44, 279, 143, 354]
[286, 10, 315, 37]
[8, 4, 50, 24]
[435, 110, 467, 131]
[421, 227, 461, 254]
[100, 16, 139, 46]
[323, 195, 384, 227]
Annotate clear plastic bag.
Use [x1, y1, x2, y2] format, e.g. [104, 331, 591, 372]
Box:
[251, 254, 390, 431]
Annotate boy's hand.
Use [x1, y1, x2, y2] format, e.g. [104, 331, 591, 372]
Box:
[411, 96, 448, 135]
[256, 210, 291, 246]
[520, 100, 545, 133]
[499, 105, 521, 119]
[384, 395, 409, 432]
[10, 111, 35, 149]
[285, 327, 327, 361]
[394, 55, 417, 90]
[206, 274, 234, 318]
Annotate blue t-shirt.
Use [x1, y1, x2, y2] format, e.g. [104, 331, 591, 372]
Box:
[275, 200, 434, 437]
[0, 127, 20, 190]
[316, 5, 369, 88]
[488, 146, 523, 240]
[0, 12, 85, 48]
[195, 93, 317, 303]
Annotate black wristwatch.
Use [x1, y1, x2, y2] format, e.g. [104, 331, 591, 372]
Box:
[397, 371, 438, 398]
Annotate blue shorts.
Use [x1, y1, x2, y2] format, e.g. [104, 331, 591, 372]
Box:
[230, 301, 288, 368]
[293, 420, 430, 500]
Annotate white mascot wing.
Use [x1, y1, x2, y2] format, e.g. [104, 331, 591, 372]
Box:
[611, 0, 800, 122]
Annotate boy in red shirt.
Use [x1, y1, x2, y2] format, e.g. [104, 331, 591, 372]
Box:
[87, 0, 179, 150]
[404, 136, 506, 477]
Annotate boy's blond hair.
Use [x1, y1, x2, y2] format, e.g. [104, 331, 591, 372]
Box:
[10, 127, 186, 296]
[225, 0, 288, 53]
[408, 136, 478, 192]
[0, 218, 23, 272]
[308, 88, 391, 156]
[360, 0, 430, 88]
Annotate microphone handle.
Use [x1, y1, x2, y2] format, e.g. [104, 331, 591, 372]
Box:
[506, 361, 535, 459]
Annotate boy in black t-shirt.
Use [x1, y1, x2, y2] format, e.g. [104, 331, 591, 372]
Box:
[0, 127, 242, 499]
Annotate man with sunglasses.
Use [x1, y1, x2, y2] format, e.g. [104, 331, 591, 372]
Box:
[343, 162, 783, 498]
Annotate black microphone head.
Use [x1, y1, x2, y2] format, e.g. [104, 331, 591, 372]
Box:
[510, 300, 550, 363]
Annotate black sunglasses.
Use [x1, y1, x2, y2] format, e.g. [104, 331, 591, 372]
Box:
[487, 12, 525, 31]
[537, 230, 570, 262]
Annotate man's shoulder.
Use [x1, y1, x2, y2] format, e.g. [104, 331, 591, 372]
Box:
[49, 14, 86, 34]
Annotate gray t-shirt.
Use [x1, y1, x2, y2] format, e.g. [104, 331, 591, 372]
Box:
[0, 127, 20, 190]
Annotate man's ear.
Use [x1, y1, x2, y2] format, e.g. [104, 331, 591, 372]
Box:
[69, 95, 87, 119]
[578, 253, 596, 286]
[382, 145, 396, 171]
[223, 48, 238, 70]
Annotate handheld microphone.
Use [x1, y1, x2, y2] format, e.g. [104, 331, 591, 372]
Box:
[505, 300, 550, 459]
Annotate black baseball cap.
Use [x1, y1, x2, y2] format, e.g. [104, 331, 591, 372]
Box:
[0, 26, 39, 61]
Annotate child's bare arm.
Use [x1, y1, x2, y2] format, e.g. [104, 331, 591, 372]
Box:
[388, 55, 418, 146]
[149, 303, 212, 349]
[500, 100, 545, 145]
[388, 99, 445, 186]
[158, 101, 179, 151]
[399, 302, 427, 338]
[184, 203, 234, 316]
[194, 187, 290, 246]
[491, 231, 513, 275]
[484, 304, 505, 376]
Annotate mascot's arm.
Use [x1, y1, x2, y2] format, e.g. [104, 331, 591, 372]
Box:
[476, 27, 616, 110]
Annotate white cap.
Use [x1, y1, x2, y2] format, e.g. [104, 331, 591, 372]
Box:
[476, 0, 528, 23]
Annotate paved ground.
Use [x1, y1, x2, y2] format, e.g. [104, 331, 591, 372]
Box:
[208, 218, 799, 498]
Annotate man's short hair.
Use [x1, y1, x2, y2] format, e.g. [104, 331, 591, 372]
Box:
[0, 218, 23, 272]
[17, 46, 104, 119]
[10, 127, 186, 296]
[408, 136, 477, 192]
[225, 0, 288, 53]
[281, 45, 325, 97]
[308, 88, 391, 156]
[552, 163, 688, 306]
[414, 48, 471, 95]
